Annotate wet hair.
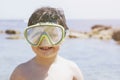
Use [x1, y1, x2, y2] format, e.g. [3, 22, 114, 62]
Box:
[28, 7, 68, 30]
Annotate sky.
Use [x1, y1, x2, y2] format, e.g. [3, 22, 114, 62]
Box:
[0, 0, 120, 20]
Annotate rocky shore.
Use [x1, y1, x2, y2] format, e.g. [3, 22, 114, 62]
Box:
[0, 24, 120, 44]
[0, 29, 24, 39]
[68, 25, 120, 44]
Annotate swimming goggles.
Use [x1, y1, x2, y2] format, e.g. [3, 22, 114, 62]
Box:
[24, 23, 66, 46]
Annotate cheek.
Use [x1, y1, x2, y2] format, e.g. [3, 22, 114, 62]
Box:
[31, 46, 38, 54]
[53, 46, 60, 52]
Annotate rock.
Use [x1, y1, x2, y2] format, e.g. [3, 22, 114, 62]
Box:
[5, 35, 21, 40]
[91, 25, 112, 34]
[5, 29, 20, 35]
[91, 25, 112, 30]
[112, 29, 120, 41]
[69, 31, 81, 38]
[90, 25, 114, 40]
[68, 30, 89, 39]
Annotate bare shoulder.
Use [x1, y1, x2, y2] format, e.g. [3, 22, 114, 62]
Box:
[59, 56, 84, 80]
[10, 59, 32, 80]
[10, 62, 26, 80]
[58, 56, 80, 69]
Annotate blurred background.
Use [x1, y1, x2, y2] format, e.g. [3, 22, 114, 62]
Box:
[0, 0, 120, 80]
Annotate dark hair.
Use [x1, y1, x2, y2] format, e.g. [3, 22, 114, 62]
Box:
[28, 7, 68, 30]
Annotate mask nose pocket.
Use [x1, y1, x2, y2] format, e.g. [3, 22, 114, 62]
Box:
[38, 32, 52, 46]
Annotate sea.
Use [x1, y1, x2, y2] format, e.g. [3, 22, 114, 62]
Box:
[0, 19, 120, 80]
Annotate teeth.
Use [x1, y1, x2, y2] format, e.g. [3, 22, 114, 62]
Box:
[39, 47, 52, 50]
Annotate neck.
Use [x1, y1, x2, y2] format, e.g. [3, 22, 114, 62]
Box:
[34, 55, 58, 66]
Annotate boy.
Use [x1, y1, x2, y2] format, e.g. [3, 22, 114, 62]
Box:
[10, 7, 84, 80]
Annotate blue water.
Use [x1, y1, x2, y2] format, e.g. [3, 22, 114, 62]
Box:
[0, 20, 120, 80]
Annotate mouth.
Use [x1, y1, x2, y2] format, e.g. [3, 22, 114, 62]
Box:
[39, 47, 53, 50]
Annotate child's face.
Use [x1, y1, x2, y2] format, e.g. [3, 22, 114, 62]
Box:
[31, 42, 60, 58]
[24, 23, 65, 58]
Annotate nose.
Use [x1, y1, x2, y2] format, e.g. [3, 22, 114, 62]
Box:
[38, 36, 51, 46]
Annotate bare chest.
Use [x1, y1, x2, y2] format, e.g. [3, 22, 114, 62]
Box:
[22, 65, 74, 80]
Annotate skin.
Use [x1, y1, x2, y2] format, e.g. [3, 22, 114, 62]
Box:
[10, 37, 84, 80]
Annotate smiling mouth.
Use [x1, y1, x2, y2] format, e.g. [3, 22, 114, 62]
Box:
[39, 47, 53, 50]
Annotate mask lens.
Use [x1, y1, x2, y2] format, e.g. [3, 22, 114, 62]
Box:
[46, 26, 63, 44]
[25, 25, 64, 46]
[26, 26, 43, 45]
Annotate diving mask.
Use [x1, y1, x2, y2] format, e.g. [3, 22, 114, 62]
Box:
[24, 23, 66, 46]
